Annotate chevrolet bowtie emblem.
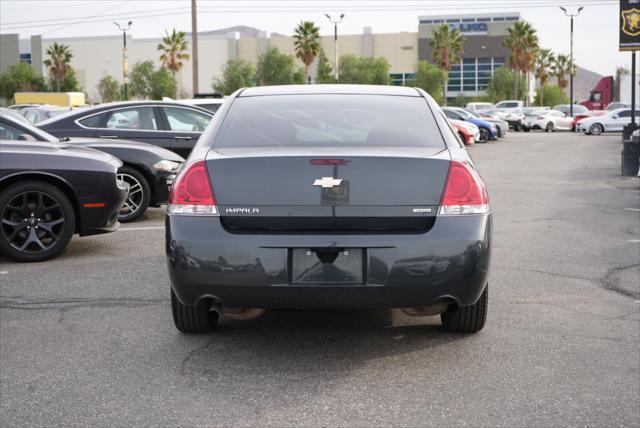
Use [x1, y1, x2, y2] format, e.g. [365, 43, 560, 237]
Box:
[313, 177, 343, 188]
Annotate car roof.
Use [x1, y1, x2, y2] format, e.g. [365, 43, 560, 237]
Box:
[239, 84, 421, 97]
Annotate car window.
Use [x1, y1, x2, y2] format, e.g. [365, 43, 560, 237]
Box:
[23, 110, 38, 123]
[104, 107, 158, 130]
[551, 111, 564, 117]
[197, 103, 221, 113]
[618, 110, 630, 118]
[78, 113, 104, 128]
[163, 107, 211, 132]
[0, 121, 25, 140]
[443, 110, 461, 120]
[214, 94, 445, 148]
[497, 102, 519, 108]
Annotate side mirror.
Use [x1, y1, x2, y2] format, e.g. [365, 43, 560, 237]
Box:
[17, 133, 36, 141]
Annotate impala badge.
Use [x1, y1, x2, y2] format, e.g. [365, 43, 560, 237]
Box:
[313, 177, 343, 188]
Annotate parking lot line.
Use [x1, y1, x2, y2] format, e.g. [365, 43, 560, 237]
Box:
[624, 208, 640, 212]
[118, 226, 165, 231]
[629, 239, 640, 243]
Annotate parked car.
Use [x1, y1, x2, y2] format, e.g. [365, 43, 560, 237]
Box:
[576, 108, 640, 135]
[492, 100, 525, 131]
[0, 109, 184, 222]
[38, 101, 214, 158]
[465, 102, 495, 114]
[465, 109, 509, 138]
[442, 107, 498, 142]
[20, 105, 72, 124]
[450, 119, 478, 145]
[0, 139, 127, 261]
[494, 100, 524, 111]
[167, 84, 491, 334]
[522, 109, 574, 132]
[176, 97, 226, 114]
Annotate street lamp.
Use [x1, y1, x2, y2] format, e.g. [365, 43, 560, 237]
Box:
[560, 6, 583, 117]
[325, 13, 344, 83]
[114, 21, 132, 100]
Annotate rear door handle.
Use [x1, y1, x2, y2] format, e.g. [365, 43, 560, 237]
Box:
[99, 135, 119, 139]
[173, 136, 192, 140]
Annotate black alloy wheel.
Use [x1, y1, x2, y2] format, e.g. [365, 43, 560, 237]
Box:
[0, 181, 75, 262]
[116, 166, 150, 223]
[478, 127, 489, 143]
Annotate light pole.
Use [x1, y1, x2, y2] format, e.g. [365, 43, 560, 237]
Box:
[114, 21, 132, 100]
[560, 6, 583, 117]
[325, 13, 344, 83]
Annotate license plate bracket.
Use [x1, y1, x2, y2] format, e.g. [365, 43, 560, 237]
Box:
[291, 248, 364, 285]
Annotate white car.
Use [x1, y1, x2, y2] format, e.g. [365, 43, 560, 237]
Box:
[522, 109, 574, 132]
[494, 100, 524, 112]
[465, 102, 495, 114]
[577, 108, 640, 135]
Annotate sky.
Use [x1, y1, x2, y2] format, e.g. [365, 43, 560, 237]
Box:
[0, 0, 626, 77]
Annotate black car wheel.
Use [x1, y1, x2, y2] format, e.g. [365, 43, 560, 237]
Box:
[589, 123, 604, 136]
[478, 127, 489, 143]
[545, 122, 554, 132]
[117, 166, 150, 223]
[441, 285, 488, 333]
[0, 181, 75, 262]
[495, 126, 502, 138]
[171, 289, 219, 333]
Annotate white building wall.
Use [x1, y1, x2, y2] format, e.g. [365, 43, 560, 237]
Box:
[41, 33, 229, 101]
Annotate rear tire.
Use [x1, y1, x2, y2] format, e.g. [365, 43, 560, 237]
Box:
[441, 286, 488, 333]
[171, 289, 218, 333]
[478, 127, 489, 143]
[545, 122, 554, 132]
[495, 126, 502, 138]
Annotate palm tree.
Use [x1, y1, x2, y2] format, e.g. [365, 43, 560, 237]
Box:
[293, 21, 321, 84]
[553, 54, 572, 90]
[43, 42, 73, 92]
[503, 21, 539, 101]
[429, 24, 464, 106]
[535, 48, 555, 106]
[157, 29, 190, 97]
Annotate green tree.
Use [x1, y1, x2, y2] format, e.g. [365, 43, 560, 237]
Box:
[486, 66, 527, 103]
[503, 21, 539, 101]
[43, 42, 74, 92]
[157, 29, 190, 97]
[293, 21, 321, 83]
[255, 48, 305, 85]
[129, 60, 175, 100]
[315, 48, 333, 84]
[429, 23, 464, 105]
[0, 62, 47, 101]
[533, 84, 568, 107]
[50, 67, 80, 92]
[534, 48, 555, 106]
[97, 75, 122, 102]
[338, 55, 390, 85]
[213, 59, 255, 95]
[410, 60, 445, 104]
[552, 54, 573, 90]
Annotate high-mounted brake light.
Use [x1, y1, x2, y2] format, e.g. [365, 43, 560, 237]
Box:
[439, 161, 489, 216]
[167, 161, 218, 216]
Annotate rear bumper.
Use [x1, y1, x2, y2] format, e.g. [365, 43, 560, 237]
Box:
[166, 214, 492, 309]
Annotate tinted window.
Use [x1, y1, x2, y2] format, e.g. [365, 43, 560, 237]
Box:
[78, 113, 104, 128]
[163, 107, 210, 132]
[23, 110, 38, 123]
[214, 95, 444, 148]
[497, 102, 519, 108]
[197, 104, 221, 113]
[443, 110, 462, 120]
[0, 121, 25, 140]
[104, 107, 157, 130]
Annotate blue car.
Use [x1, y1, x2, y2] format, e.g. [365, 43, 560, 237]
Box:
[442, 107, 498, 142]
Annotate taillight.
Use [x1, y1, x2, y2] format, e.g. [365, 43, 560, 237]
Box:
[439, 161, 490, 216]
[167, 160, 218, 216]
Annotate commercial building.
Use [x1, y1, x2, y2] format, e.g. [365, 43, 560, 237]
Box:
[2, 13, 518, 101]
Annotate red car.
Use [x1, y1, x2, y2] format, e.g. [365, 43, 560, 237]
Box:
[450, 119, 477, 145]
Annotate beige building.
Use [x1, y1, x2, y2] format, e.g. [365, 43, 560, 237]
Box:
[6, 13, 517, 101]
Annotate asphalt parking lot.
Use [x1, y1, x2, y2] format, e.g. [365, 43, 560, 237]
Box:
[1, 131, 639, 426]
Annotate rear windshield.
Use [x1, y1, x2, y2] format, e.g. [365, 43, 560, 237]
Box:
[214, 94, 444, 148]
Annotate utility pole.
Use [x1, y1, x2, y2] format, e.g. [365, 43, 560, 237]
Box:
[325, 13, 344, 83]
[191, 0, 199, 96]
[560, 6, 583, 117]
[114, 21, 132, 101]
